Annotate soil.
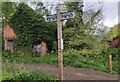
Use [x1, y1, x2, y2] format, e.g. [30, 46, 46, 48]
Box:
[20, 63, 119, 80]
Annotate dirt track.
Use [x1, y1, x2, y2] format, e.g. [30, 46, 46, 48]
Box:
[20, 63, 119, 80]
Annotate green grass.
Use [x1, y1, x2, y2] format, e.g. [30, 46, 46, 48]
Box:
[2, 62, 57, 81]
[2, 49, 119, 74]
[2, 51, 58, 66]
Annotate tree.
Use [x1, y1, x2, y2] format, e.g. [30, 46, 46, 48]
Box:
[83, 8, 108, 41]
[65, 1, 83, 31]
[30, 2, 50, 15]
[63, 1, 106, 51]
[9, 2, 57, 52]
[105, 24, 120, 40]
[2, 2, 17, 21]
[63, 1, 95, 50]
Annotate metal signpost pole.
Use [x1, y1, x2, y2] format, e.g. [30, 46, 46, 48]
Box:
[57, 4, 63, 81]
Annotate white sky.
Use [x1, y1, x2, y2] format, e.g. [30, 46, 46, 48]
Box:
[84, 0, 119, 27]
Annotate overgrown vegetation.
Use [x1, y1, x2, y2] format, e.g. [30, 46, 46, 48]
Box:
[2, 51, 58, 65]
[2, 62, 57, 81]
[105, 24, 120, 40]
[2, 2, 119, 81]
[9, 2, 57, 52]
[2, 48, 119, 74]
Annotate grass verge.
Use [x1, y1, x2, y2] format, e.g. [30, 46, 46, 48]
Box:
[2, 49, 119, 74]
[2, 62, 57, 81]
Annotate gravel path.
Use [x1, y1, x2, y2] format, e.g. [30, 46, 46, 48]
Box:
[20, 63, 119, 80]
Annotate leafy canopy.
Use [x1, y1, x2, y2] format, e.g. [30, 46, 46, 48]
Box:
[9, 2, 57, 51]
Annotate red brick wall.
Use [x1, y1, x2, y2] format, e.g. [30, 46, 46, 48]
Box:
[108, 36, 120, 48]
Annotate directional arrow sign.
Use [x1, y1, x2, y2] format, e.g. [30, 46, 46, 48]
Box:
[46, 12, 75, 22]
[46, 15, 57, 22]
[61, 12, 75, 21]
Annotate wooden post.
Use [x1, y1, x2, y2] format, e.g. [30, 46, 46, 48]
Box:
[57, 4, 63, 81]
[109, 55, 112, 73]
[46, 4, 75, 82]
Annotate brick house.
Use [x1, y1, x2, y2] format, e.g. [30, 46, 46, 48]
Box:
[3, 23, 16, 51]
[40, 40, 48, 55]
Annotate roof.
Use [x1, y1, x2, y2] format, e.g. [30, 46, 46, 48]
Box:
[3, 24, 16, 40]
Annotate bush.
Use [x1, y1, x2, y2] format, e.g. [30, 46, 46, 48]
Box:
[3, 71, 57, 80]
[101, 48, 120, 60]
[2, 51, 58, 66]
[2, 49, 119, 74]
[63, 49, 118, 74]
[2, 62, 57, 81]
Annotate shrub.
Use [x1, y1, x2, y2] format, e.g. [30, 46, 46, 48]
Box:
[2, 62, 57, 81]
[101, 48, 120, 60]
[2, 49, 119, 74]
[63, 49, 118, 74]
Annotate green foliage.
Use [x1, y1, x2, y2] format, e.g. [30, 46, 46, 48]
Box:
[65, 1, 83, 29]
[42, 22, 57, 52]
[63, 2, 103, 51]
[2, 1, 119, 75]
[83, 8, 105, 38]
[106, 24, 120, 40]
[2, 62, 57, 81]
[14, 45, 32, 55]
[30, 2, 50, 15]
[9, 2, 40, 46]
[9, 2, 57, 51]
[63, 49, 118, 74]
[100, 48, 119, 73]
[2, 2, 17, 21]
[2, 51, 58, 66]
[101, 48, 120, 60]
[63, 25, 98, 50]
[3, 50, 119, 74]
[52, 41, 58, 52]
